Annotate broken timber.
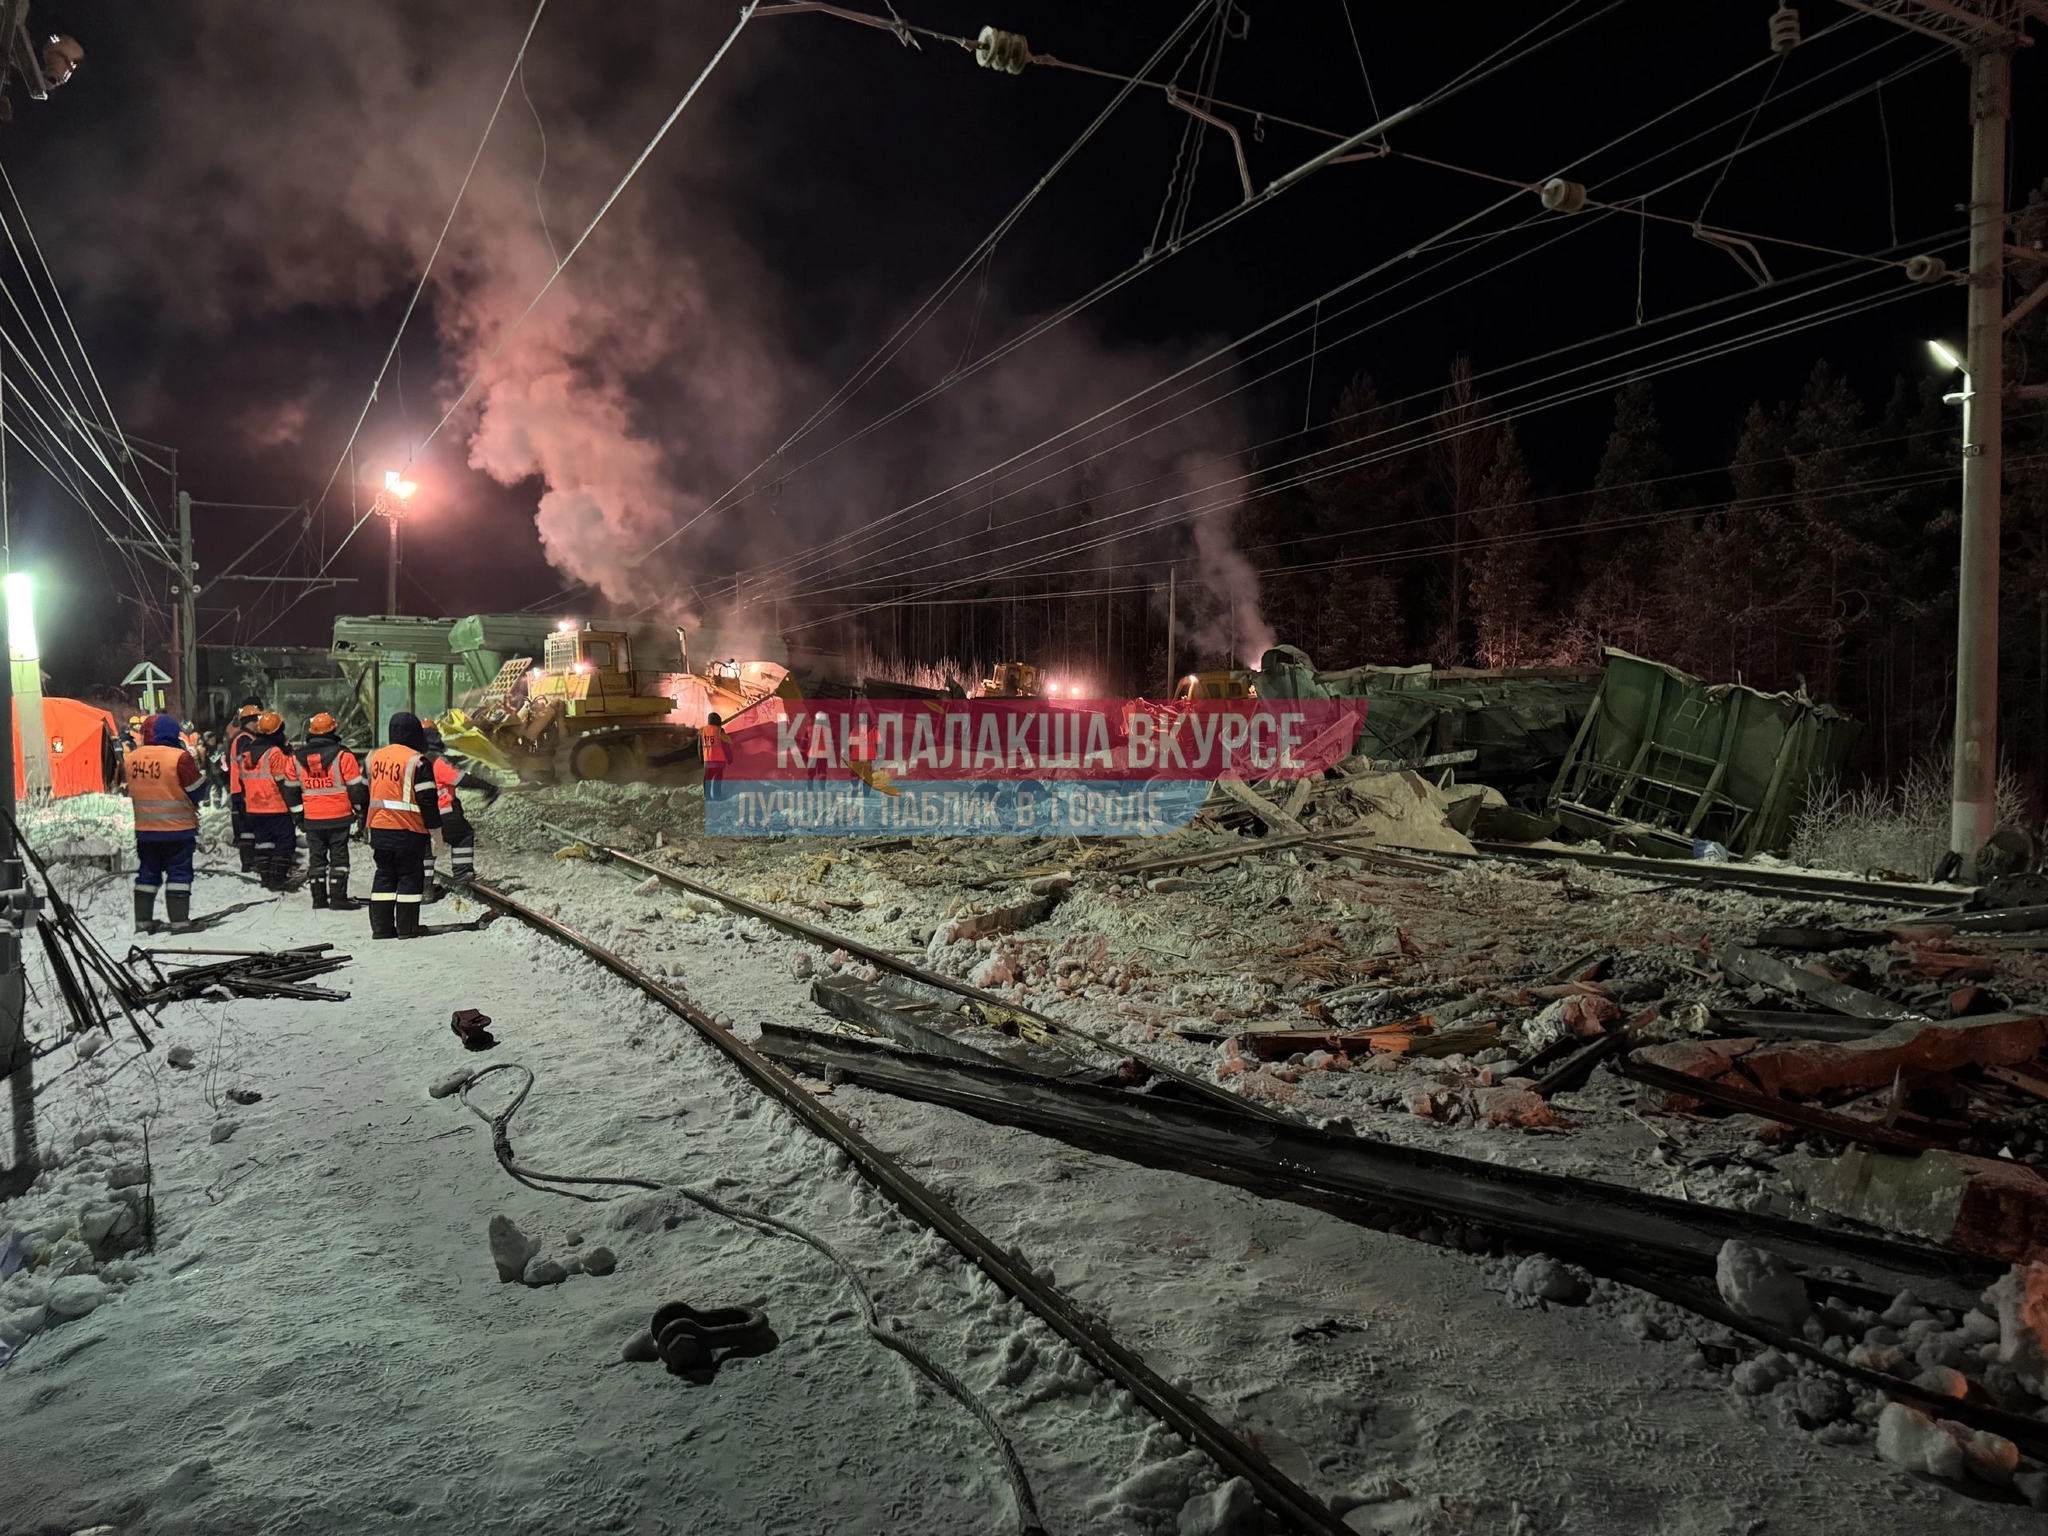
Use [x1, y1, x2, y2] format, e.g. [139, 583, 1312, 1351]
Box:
[543, 828, 1283, 1125]
[750, 1020, 1990, 1303]
[1716, 946, 1927, 1023]
[466, 879, 1351, 1536]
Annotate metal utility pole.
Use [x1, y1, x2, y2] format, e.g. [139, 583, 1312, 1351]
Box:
[1165, 565, 1177, 697]
[0, 369, 29, 1195]
[1833, 2, 2041, 864]
[175, 489, 197, 720]
[1954, 42, 2009, 859]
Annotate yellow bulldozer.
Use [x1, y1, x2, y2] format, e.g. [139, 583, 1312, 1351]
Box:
[440, 622, 783, 784]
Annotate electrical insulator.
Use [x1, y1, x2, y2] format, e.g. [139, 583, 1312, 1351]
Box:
[1905, 254, 1950, 284]
[41, 34, 82, 88]
[1539, 178, 1587, 215]
[975, 26, 1030, 75]
[1768, 5, 1800, 54]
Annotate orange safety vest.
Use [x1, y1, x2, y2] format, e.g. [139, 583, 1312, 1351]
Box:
[125, 745, 200, 834]
[429, 754, 462, 814]
[297, 745, 363, 822]
[238, 743, 292, 815]
[225, 728, 252, 794]
[702, 724, 733, 765]
[366, 744, 427, 833]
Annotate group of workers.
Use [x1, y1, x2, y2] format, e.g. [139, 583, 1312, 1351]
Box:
[120, 702, 499, 941]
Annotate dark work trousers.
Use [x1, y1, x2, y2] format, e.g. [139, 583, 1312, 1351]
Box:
[133, 834, 196, 894]
[246, 811, 297, 890]
[370, 827, 430, 903]
[304, 819, 353, 901]
[439, 801, 474, 884]
[231, 799, 253, 869]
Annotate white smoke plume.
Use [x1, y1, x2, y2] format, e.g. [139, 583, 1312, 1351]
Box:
[34, 1, 1274, 652]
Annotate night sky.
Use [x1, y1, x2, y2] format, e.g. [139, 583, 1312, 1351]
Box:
[0, 1, 2040, 691]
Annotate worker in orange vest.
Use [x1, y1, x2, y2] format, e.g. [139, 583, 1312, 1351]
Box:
[702, 712, 733, 802]
[235, 710, 298, 890]
[288, 712, 368, 910]
[123, 714, 203, 934]
[223, 698, 263, 872]
[420, 718, 499, 899]
[364, 712, 443, 940]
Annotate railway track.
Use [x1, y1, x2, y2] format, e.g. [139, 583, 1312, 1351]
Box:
[481, 842, 2048, 1466]
[467, 877, 1356, 1536]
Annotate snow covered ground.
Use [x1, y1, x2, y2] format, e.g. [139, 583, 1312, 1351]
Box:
[0, 795, 2040, 1534]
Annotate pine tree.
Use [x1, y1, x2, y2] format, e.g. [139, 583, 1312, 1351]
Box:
[1468, 425, 1543, 666]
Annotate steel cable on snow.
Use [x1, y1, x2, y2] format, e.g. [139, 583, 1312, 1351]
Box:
[453, 1058, 1047, 1536]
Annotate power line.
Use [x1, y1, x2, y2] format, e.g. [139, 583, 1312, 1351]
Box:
[654, 0, 1219, 553]
[782, 269, 1935, 621]
[637, 0, 1639, 567]
[410, 1, 764, 456]
[745, 28, 1926, 594]
[306, 0, 553, 527]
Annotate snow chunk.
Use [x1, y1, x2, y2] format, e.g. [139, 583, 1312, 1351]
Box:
[47, 1273, 108, 1317]
[1714, 1240, 1808, 1333]
[1177, 1476, 1258, 1535]
[488, 1215, 541, 1284]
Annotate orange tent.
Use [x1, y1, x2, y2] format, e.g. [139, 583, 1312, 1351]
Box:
[13, 697, 117, 799]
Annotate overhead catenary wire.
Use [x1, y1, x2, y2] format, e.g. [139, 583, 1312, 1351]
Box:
[255, 0, 753, 643]
[0, 161, 163, 529]
[305, 0, 553, 528]
[779, 268, 1939, 621]
[726, 12, 1909, 593]
[637, 0, 1640, 566]
[751, 208, 1935, 615]
[410, 2, 765, 458]
[757, 205, 1950, 601]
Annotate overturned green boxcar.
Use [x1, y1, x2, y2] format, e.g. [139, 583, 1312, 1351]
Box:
[1547, 649, 1857, 857]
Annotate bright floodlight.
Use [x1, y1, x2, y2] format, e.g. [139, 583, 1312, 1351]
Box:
[383, 469, 418, 500]
[4, 571, 37, 661]
[1928, 339, 1965, 374]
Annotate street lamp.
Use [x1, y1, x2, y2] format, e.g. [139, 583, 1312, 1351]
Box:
[1929, 336, 1995, 867]
[371, 470, 418, 615]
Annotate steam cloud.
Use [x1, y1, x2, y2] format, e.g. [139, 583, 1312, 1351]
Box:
[40, 1, 1269, 656]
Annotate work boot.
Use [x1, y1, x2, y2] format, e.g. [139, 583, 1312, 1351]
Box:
[368, 900, 397, 941]
[237, 842, 256, 873]
[166, 892, 192, 933]
[132, 889, 157, 936]
[329, 877, 359, 912]
[309, 883, 330, 910]
[394, 902, 421, 939]
[260, 858, 291, 893]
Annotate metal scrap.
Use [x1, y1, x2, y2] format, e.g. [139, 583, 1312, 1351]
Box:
[125, 944, 353, 1004]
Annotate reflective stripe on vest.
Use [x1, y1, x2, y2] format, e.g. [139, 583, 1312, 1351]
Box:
[366, 746, 426, 832]
[126, 745, 199, 833]
[297, 747, 360, 821]
[239, 746, 291, 815]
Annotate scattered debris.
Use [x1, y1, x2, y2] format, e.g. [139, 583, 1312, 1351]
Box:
[125, 943, 353, 1004]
